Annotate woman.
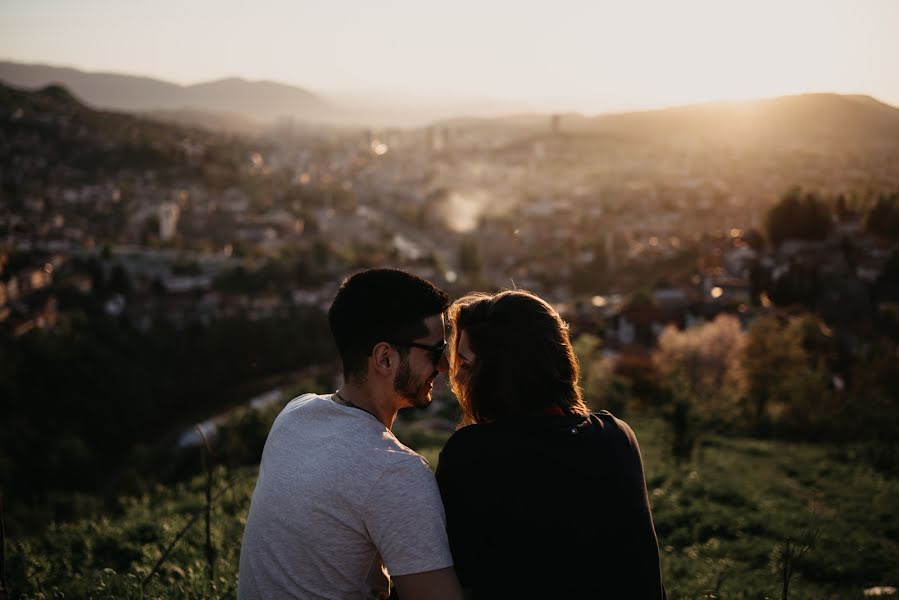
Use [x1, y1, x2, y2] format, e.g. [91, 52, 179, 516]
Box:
[436, 291, 665, 599]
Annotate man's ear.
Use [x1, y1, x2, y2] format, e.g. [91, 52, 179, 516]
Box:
[371, 341, 394, 375]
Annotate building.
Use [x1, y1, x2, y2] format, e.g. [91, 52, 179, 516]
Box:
[159, 202, 180, 241]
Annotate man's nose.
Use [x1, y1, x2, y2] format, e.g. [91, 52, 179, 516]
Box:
[437, 350, 449, 373]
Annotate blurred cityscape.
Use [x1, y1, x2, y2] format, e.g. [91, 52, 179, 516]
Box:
[4, 83, 898, 345]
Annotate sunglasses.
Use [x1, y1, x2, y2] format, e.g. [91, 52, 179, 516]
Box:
[388, 339, 447, 365]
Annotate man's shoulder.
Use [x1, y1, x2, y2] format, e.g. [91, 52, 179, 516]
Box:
[273, 392, 354, 428]
[372, 432, 432, 473]
[277, 393, 429, 465]
[281, 392, 326, 413]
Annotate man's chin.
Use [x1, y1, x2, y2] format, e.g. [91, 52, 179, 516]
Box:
[415, 376, 438, 407]
[396, 390, 431, 410]
[402, 387, 430, 409]
[397, 375, 438, 409]
[413, 394, 434, 409]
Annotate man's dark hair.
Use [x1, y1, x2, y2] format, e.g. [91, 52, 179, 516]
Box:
[328, 268, 449, 381]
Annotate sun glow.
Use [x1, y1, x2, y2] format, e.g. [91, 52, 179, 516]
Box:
[0, 0, 896, 112]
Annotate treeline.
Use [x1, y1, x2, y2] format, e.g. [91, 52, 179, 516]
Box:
[866, 192, 899, 239]
[751, 186, 899, 315]
[576, 308, 899, 470]
[0, 306, 334, 535]
[766, 186, 899, 246]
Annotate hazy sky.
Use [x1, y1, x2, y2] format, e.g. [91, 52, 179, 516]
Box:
[2, 0, 898, 113]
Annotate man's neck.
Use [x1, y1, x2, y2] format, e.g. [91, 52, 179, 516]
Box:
[336, 382, 398, 429]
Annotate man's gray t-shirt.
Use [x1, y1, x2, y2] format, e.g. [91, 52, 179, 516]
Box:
[238, 393, 454, 600]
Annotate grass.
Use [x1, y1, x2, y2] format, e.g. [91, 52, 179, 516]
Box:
[631, 416, 899, 599]
[4, 416, 897, 599]
[7, 467, 254, 599]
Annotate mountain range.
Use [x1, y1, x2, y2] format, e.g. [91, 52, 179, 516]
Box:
[0, 61, 531, 128]
[0, 61, 337, 126]
[2, 60, 899, 142]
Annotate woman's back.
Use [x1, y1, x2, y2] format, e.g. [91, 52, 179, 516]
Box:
[436, 411, 665, 599]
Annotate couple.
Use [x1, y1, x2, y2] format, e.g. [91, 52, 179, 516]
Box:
[238, 269, 665, 599]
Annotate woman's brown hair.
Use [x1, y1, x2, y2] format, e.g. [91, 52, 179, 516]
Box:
[449, 290, 589, 425]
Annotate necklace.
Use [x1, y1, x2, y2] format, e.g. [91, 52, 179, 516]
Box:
[333, 391, 381, 423]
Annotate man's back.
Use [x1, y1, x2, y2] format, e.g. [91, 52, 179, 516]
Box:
[238, 394, 453, 600]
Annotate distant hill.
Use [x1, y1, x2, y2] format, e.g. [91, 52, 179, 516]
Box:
[5, 61, 899, 138]
[0, 61, 340, 125]
[0, 80, 222, 143]
[582, 94, 899, 143]
[143, 107, 264, 135]
[0, 81, 257, 184]
[0, 61, 539, 128]
[438, 94, 899, 145]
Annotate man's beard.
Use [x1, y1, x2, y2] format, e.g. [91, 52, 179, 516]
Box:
[394, 355, 437, 409]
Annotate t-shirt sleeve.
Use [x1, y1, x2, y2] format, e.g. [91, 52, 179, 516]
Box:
[363, 455, 455, 577]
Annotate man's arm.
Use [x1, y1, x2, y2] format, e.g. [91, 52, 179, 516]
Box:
[393, 567, 464, 600]
[366, 458, 460, 599]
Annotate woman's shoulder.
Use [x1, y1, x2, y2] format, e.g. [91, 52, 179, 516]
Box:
[442, 422, 496, 451]
[591, 410, 639, 442]
[440, 411, 639, 456]
[439, 421, 508, 465]
[592, 409, 632, 431]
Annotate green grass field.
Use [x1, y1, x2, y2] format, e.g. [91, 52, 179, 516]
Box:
[6, 416, 898, 599]
[631, 417, 898, 599]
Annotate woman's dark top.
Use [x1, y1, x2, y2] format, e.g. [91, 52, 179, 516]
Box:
[435, 411, 665, 599]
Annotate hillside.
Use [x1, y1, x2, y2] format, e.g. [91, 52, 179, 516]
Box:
[584, 93, 899, 143]
[6, 416, 897, 598]
[142, 107, 264, 135]
[0, 80, 230, 145]
[0, 61, 339, 124]
[438, 94, 899, 146]
[6, 61, 899, 139]
[0, 80, 264, 189]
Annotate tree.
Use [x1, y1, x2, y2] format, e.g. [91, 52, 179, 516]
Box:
[765, 187, 833, 247]
[742, 314, 834, 436]
[654, 315, 745, 459]
[873, 248, 899, 303]
[835, 193, 851, 222]
[108, 264, 133, 297]
[573, 333, 631, 416]
[865, 192, 899, 239]
[458, 237, 482, 279]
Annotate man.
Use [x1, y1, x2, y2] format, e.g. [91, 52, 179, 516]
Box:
[238, 269, 463, 600]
